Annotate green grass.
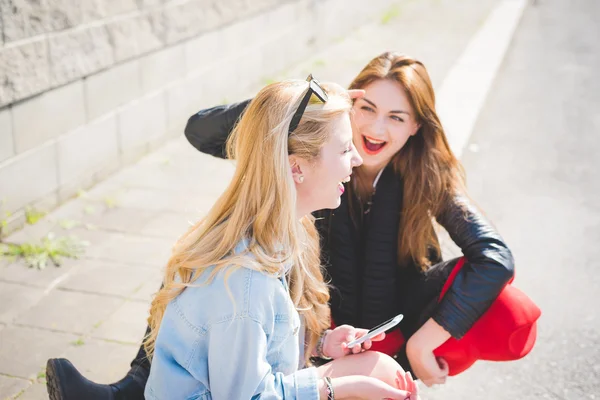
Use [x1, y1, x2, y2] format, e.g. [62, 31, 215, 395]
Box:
[381, 4, 401, 24]
[0, 233, 89, 269]
[24, 207, 46, 225]
[103, 197, 118, 209]
[59, 219, 81, 230]
[71, 338, 85, 346]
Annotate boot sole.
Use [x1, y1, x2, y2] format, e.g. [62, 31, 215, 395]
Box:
[46, 359, 65, 400]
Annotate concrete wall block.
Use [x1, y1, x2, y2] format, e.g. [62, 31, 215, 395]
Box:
[118, 91, 167, 157]
[81, 0, 138, 22]
[0, 9, 4, 46]
[200, 59, 242, 105]
[224, 12, 262, 50]
[184, 29, 223, 75]
[236, 47, 264, 93]
[137, 0, 165, 8]
[0, 0, 49, 42]
[0, 141, 58, 215]
[0, 38, 50, 107]
[182, 72, 213, 113]
[164, 0, 285, 46]
[85, 59, 142, 121]
[13, 81, 86, 154]
[57, 113, 119, 186]
[45, 0, 83, 32]
[49, 24, 114, 86]
[165, 78, 201, 137]
[163, 0, 207, 45]
[0, 0, 84, 43]
[107, 12, 165, 63]
[0, 107, 14, 162]
[263, 1, 298, 38]
[140, 44, 185, 94]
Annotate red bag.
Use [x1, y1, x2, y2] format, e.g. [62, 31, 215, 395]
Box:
[432, 257, 541, 375]
[340, 257, 541, 376]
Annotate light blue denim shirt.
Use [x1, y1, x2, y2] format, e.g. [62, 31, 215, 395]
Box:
[145, 244, 319, 400]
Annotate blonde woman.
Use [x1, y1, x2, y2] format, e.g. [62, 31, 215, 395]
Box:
[143, 78, 419, 399]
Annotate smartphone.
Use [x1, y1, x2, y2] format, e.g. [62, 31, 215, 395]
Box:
[346, 314, 404, 348]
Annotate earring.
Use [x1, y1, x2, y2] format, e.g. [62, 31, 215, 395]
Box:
[298, 176, 304, 183]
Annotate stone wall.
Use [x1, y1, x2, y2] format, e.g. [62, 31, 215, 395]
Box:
[0, 0, 391, 233]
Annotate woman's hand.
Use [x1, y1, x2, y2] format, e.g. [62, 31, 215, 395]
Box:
[406, 318, 451, 386]
[323, 325, 386, 359]
[406, 339, 449, 387]
[395, 370, 420, 400]
[348, 89, 366, 100]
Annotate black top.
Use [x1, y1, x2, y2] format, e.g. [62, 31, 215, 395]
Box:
[183, 100, 515, 339]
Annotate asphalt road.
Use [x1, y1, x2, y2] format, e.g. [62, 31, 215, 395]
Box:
[423, 0, 600, 399]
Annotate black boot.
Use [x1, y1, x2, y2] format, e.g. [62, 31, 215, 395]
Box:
[46, 358, 148, 400]
[46, 331, 151, 400]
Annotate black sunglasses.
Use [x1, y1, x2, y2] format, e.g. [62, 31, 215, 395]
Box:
[288, 74, 328, 135]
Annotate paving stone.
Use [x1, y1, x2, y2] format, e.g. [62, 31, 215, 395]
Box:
[0, 282, 45, 324]
[108, 153, 234, 197]
[0, 259, 78, 289]
[60, 338, 139, 384]
[92, 300, 149, 344]
[129, 269, 163, 303]
[138, 210, 196, 239]
[72, 207, 157, 235]
[13, 382, 47, 400]
[58, 259, 153, 298]
[16, 290, 124, 335]
[0, 375, 31, 399]
[0, 326, 77, 378]
[75, 229, 172, 267]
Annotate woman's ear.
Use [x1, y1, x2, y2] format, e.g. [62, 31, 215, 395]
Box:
[289, 155, 305, 184]
[410, 122, 421, 136]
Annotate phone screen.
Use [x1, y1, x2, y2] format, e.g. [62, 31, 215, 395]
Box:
[368, 316, 398, 334]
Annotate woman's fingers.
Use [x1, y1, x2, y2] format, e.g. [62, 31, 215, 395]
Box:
[347, 89, 365, 99]
[437, 357, 449, 374]
[406, 371, 419, 395]
[396, 370, 407, 390]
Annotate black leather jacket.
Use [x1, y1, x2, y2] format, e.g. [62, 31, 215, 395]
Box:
[184, 101, 515, 339]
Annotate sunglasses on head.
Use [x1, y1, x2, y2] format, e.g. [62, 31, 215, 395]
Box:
[288, 74, 328, 135]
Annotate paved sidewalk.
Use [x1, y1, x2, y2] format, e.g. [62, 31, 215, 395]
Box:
[0, 0, 502, 398]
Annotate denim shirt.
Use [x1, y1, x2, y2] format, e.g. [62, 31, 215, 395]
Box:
[145, 245, 319, 400]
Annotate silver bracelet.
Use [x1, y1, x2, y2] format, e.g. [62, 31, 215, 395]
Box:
[316, 329, 332, 360]
[324, 376, 335, 400]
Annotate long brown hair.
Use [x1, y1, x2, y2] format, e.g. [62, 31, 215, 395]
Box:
[349, 52, 466, 271]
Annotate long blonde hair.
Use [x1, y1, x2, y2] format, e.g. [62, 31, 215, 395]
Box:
[144, 80, 352, 363]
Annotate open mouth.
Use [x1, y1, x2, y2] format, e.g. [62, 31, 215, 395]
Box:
[362, 135, 387, 155]
[338, 175, 352, 195]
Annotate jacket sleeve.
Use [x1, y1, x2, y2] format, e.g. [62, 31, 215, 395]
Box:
[431, 195, 515, 339]
[184, 99, 252, 159]
[206, 316, 320, 399]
